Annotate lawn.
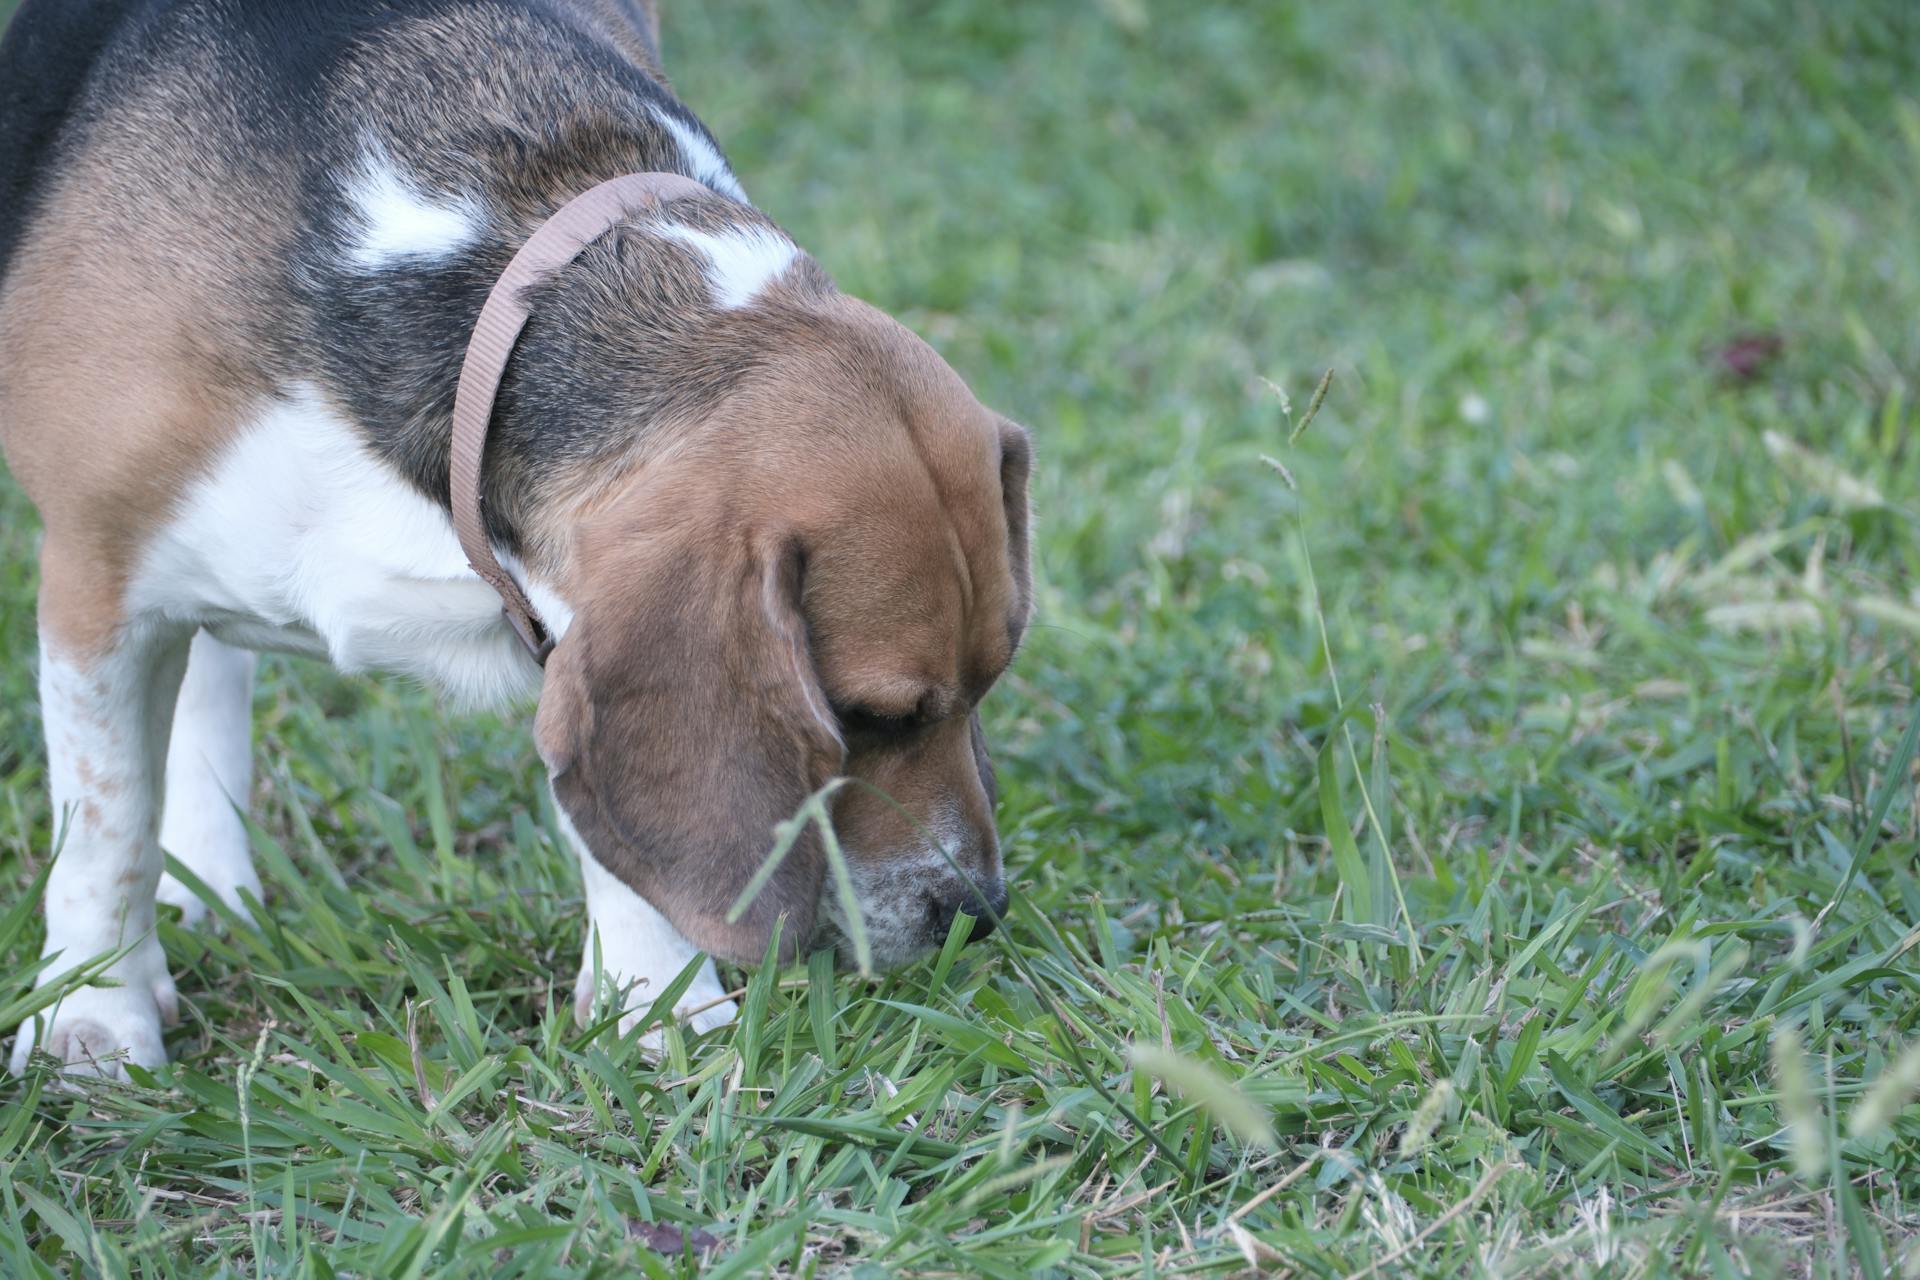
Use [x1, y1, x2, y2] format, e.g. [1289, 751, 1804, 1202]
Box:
[2, 0, 1918, 1275]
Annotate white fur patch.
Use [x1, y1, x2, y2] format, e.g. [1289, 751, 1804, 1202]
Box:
[342, 151, 483, 270]
[558, 807, 737, 1045]
[652, 108, 750, 204]
[656, 222, 799, 309]
[132, 385, 550, 710]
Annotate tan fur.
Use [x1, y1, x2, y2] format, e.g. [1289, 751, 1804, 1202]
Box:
[0, 39, 293, 658]
[537, 293, 1030, 961]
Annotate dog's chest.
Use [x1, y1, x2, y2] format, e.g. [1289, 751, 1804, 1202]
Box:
[132, 385, 554, 707]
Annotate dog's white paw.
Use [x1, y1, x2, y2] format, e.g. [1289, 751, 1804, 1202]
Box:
[9, 981, 170, 1079]
[159, 800, 260, 930]
[563, 835, 739, 1054]
[157, 863, 262, 928]
[633, 994, 739, 1055]
[677, 997, 740, 1036]
[12, 932, 177, 1077]
[632, 996, 738, 1056]
[574, 964, 737, 1053]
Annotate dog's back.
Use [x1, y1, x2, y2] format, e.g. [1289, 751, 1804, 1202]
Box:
[0, 0, 671, 289]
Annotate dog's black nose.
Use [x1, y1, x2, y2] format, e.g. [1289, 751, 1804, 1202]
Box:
[959, 901, 999, 943]
[928, 882, 1009, 945]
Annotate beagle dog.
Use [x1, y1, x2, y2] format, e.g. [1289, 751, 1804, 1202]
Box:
[0, 0, 1031, 1076]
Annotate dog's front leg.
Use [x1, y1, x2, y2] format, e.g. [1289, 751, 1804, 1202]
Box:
[555, 809, 739, 1051]
[10, 573, 192, 1077]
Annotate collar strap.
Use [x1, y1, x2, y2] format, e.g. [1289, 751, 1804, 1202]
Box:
[450, 171, 713, 664]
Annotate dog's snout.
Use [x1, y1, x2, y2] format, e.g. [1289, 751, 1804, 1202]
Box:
[926, 881, 1010, 945]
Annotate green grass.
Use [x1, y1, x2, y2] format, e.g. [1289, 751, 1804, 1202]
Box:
[3, 0, 1919, 1274]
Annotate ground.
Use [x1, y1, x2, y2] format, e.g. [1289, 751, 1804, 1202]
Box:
[1, 0, 1917, 1276]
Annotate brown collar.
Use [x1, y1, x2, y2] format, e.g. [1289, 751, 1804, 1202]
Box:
[449, 171, 712, 664]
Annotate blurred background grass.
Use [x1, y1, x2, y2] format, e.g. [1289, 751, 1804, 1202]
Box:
[1, 0, 1917, 1275]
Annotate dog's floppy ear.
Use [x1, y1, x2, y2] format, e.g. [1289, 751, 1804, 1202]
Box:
[536, 514, 844, 963]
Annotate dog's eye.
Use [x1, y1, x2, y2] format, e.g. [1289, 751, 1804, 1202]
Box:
[836, 705, 921, 738]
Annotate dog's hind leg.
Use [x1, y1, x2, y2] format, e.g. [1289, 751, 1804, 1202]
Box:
[10, 551, 192, 1077]
[157, 631, 259, 927]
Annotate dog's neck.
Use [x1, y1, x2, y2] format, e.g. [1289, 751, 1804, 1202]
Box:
[289, 123, 833, 572]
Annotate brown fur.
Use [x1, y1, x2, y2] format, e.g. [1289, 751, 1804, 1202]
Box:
[536, 294, 1031, 961]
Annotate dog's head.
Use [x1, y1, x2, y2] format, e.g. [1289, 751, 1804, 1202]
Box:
[535, 296, 1030, 967]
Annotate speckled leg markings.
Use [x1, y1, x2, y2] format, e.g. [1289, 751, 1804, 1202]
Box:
[157, 632, 260, 926]
[11, 620, 192, 1078]
[557, 806, 738, 1053]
